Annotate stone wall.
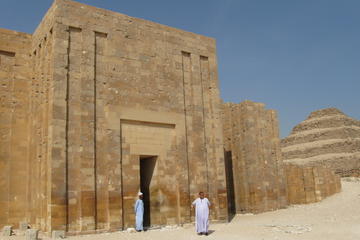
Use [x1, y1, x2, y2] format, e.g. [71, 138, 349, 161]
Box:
[222, 101, 288, 214]
[0, 29, 32, 229]
[0, 9, 57, 230]
[285, 163, 341, 204]
[0, 0, 228, 234]
[222, 101, 342, 214]
[282, 108, 360, 177]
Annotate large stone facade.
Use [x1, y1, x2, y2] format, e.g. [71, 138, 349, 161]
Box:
[0, 0, 228, 233]
[282, 108, 360, 177]
[0, 0, 342, 235]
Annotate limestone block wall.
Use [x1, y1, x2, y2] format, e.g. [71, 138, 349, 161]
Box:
[0, 5, 56, 230]
[222, 101, 288, 214]
[0, 0, 228, 233]
[282, 108, 360, 177]
[28, 12, 57, 232]
[0, 29, 32, 229]
[285, 163, 341, 204]
[49, 0, 228, 232]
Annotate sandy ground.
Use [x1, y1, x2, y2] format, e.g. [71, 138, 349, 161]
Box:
[2, 179, 360, 240]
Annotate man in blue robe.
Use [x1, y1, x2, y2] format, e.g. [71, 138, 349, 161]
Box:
[134, 192, 144, 231]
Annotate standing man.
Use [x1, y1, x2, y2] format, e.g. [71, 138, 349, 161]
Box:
[134, 192, 144, 232]
[192, 192, 211, 235]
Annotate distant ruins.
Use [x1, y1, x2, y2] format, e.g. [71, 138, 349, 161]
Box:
[222, 101, 340, 213]
[282, 108, 360, 177]
[0, 0, 341, 235]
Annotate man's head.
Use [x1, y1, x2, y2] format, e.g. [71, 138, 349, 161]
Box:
[199, 191, 204, 199]
[138, 192, 143, 199]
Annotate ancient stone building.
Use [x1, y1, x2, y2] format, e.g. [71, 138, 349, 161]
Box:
[221, 101, 340, 213]
[0, 0, 228, 234]
[282, 108, 360, 177]
[222, 101, 288, 214]
[0, 0, 342, 236]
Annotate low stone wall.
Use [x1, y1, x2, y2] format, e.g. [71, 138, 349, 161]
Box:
[285, 163, 341, 205]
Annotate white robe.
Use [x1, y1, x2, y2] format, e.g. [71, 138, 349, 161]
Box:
[192, 197, 210, 233]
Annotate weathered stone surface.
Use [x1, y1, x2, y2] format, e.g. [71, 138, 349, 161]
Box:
[285, 163, 341, 204]
[0, 0, 227, 234]
[2, 225, 12, 236]
[0, 28, 32, 230]
[221, 101, 288, 214]
[52, 230, 66, 239]
[19, 221, 29, 231]
[25, 229, 39, 240]
[222, 101, 342, 213]
[282, 108, 360, 177]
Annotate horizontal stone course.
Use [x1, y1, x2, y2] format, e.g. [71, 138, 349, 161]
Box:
[283, 138, 360, 159]
[292, 116, 360, 134]
[282, 126, 360, 147]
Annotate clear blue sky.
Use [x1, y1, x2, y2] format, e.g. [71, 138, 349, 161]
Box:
[1, 0, 359, 137]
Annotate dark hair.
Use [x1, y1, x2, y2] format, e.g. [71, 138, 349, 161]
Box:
[199, 191, 204, 195]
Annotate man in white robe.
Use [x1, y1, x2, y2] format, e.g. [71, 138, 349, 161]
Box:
[134, 192, 144, 232]
[192, 192, 210, 235]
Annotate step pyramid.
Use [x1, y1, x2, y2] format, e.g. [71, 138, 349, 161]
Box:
[281, 108, 360, 177]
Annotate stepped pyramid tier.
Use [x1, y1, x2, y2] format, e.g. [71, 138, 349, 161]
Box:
[281, 108, 360, 177]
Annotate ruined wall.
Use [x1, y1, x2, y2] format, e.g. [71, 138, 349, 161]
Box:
[285, 163, 341, 204]
[282, 108, 360, 177]
[222, 101, 288, 214]
[0, 29, 32, 228]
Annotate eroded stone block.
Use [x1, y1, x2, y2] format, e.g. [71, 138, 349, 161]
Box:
[52, 230, 66, 239]
[2, 226, 12, 236]
[25, 229, 39, 240]
[19, 221, 29, 231]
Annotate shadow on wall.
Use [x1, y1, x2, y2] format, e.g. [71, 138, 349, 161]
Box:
[224, 150, 236, 221]
[140, 156, 157, 228]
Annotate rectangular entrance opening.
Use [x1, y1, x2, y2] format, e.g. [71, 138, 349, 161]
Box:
[140, 155, 157, 228]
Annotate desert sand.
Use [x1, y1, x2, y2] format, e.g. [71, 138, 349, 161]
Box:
[2, 179, 360, 240]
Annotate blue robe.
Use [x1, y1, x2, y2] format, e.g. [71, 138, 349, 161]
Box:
[134, 199, 144, 231]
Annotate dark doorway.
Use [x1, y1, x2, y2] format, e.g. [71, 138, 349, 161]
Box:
[140, 156, 157, 228]
[224, 150, 236, 221]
